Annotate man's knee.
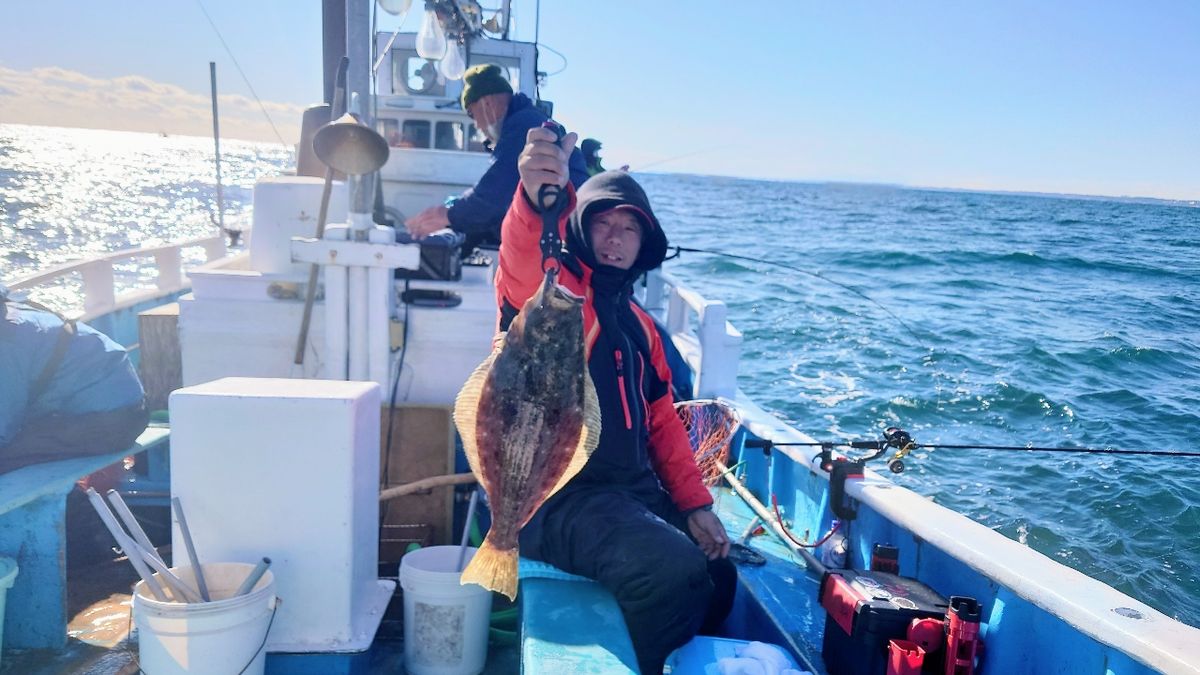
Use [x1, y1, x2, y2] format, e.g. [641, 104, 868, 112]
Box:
[701, 557, 738, 634]
[619, 539, 711, 607]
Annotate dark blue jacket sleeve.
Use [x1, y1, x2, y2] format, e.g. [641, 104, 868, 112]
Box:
[446, 128, 527, 236]
[447, 105, 592, 237]
[446, 104, 544, 236]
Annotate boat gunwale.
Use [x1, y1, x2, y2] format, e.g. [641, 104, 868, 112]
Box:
[730, 392, 1200, 673]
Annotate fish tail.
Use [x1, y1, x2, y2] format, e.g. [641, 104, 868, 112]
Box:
[459, 536, 519, 600]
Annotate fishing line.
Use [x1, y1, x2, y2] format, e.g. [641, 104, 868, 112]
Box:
[372, 5, 413, 76]
[670, 245, 928, 350]
[668, 244, 953, 432]
[193, 0, 291, 155]
[633, 147, 727, 172]
[760, 439, 1198, 458]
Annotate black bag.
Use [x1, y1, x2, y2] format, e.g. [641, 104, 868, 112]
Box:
[393, 228, 465, 281]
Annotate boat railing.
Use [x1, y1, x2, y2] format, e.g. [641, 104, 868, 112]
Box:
[7, 234, 228, 321]
[641, 269, 744, 399]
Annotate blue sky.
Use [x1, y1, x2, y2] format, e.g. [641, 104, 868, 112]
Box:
[1, 1, 1196, 200]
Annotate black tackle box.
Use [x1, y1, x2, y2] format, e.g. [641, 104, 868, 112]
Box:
[819, 568, 949, 674]
[393, 228, 464, 281]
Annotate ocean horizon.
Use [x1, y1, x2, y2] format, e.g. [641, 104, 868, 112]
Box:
[5, 122, 1194, 208]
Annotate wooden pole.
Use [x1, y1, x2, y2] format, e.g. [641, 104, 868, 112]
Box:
[379, 472, 477, 502]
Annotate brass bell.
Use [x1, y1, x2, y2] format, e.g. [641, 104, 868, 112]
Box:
[313, 112, 389, 176]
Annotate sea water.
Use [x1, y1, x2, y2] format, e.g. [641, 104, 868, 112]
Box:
[3, 124, 1198, 627]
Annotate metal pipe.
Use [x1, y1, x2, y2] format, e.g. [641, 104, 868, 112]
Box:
[322, 0, 347, 105]
[128, 540, 204, 604]
[345, 0, 371, 131]
[106, 489, 164, 568]
[85, 488, 168, 602]
[325, 225, 350, 379]
[457, 488, 480, 572]
[348, 263, 368, 381]
[236, 557, 273, 597]
[716, 461, 827, 577]
[171, 497, 212, 602]
[367, 224, 393, 391]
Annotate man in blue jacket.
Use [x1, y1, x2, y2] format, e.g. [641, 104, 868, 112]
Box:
[0, 285, 148, 475]
[404, 63, 589, 247]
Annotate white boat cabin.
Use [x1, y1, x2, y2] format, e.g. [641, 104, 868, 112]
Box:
[370, 32, 542, 224]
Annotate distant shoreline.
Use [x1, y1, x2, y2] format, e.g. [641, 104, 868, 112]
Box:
[637, 170, 1198, 208]
[4, 122, 1194, 206]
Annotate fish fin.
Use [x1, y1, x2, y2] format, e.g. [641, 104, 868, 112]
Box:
[453, 339, 503, 482]
[460, 535, 519, 601]
[545, 371, 603, 500]
[581, 371, 602, 458]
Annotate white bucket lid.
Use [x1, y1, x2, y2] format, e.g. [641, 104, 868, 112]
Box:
[0, 556, 17, 590]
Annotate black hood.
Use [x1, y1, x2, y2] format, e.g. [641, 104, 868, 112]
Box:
[566, 170, 668, 277]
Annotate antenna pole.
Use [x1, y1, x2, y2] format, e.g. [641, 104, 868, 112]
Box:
[209, 61, 226, 238]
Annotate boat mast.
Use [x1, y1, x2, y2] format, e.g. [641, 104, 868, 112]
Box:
[322, 0, 347, 106]
[345, 0, 374, 218]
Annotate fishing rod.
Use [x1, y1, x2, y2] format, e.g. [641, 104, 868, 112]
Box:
[747, 428, 1199, 477]
[669, 245, 928, 350]
[632, 146, 727, 172]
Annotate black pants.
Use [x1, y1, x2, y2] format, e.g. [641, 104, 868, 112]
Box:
[0, 404, 149, 475]
[521, 483, 738, 674]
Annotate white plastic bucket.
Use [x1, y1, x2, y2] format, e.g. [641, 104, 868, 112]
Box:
[132, 562, 276, 675]
[0, 556, 18, 669]
[400, 546, 491, 675]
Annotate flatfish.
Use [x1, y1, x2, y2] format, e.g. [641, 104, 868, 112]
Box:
[453, 270, 601, 600]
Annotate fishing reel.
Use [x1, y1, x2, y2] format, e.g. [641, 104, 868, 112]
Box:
[868, 427, 918, 474]
[817, 427, 919, 474]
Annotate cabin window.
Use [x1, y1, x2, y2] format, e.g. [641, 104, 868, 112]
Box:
[435, 121, 465, 150]
[399, 120, 431, 148]
[377, 119, 401, 147]
[467, 124, 488, 153]
[394, 53, 446, 97]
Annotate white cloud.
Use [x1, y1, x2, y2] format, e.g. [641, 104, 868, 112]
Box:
[0, 65, 303, 144]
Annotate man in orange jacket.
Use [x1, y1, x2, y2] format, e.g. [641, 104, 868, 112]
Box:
[497, 127, 736, 673]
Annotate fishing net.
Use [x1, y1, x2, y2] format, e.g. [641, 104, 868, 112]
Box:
[674, 399, 743, 486]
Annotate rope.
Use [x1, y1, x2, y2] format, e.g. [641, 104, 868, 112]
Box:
[769, 494, 841, 549]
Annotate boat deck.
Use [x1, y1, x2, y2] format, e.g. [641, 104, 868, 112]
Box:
[710, 487, 829, 675]
[2, 486, 831, 674]
[0, 531, 521, 675]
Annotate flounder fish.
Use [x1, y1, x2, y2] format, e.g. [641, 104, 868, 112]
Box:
[453, 270, 601, 600]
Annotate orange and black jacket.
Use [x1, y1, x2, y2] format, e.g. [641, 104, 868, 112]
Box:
[495, 171, 712, 513]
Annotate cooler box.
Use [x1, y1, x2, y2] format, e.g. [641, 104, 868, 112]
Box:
[819, 569, 948, 675]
